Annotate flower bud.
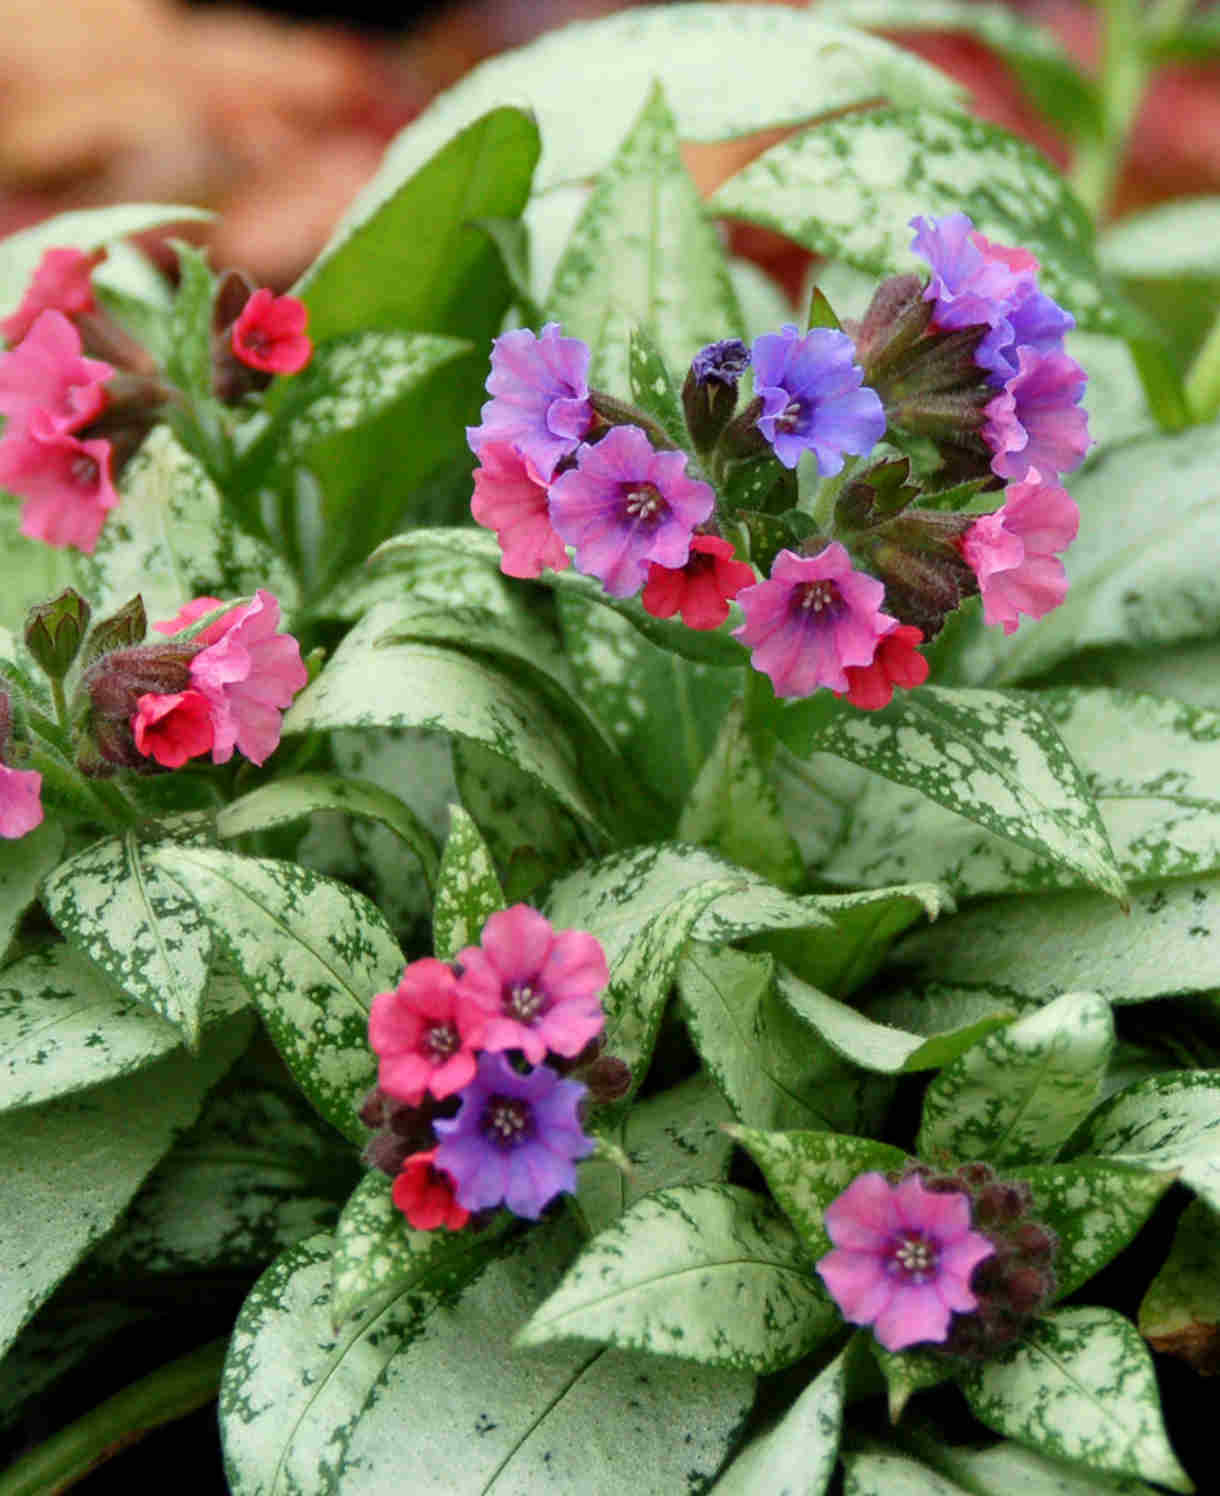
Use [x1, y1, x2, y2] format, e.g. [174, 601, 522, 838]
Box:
[682, 339, 750, 452]
[584, 1055, 632, 1104]
[850, 507, 979, 639]
[74, 640, 197, 772]
[851, 273, 934, 380]
[78, 595, 147, 671]
[25, 589, 91, 680]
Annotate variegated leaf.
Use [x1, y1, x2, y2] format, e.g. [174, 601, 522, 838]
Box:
[0, 820, 63, 960]
[431, 803, 504, 960]
[1139, 1199, 1220, 1372]
[843, 1449, 971, 1496]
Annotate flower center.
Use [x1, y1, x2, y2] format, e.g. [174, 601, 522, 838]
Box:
[796, 580, 838, 614]
[889, 1233, 939, 1283]
[423, 1021, 459, 1060]
[774, 398, 805, 434]
[70, 454, 99, 488]
[506, 983, 545, 1024]
[623, 484, 666, 524]
[482, 1095, 533, 1149]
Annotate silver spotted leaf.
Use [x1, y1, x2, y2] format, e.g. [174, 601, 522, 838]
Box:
[431, 803, 505, 961]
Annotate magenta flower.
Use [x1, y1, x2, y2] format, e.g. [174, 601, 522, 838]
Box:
[470, 440, 570, 579]
[231, 289, 312, 375]
[547, 425, 715, 598]
[816, 1172, 995, 1352]
[456, 904, 608, 1066]
[466, 323, 593, 481]
[0, 423, 118, 553]
[152, 597, 229, 642]
[1, 247, 104, 346]
[432, 1051, 594, 1220]
[733, 543, 896, 698]
[961, 474, 1079, 634]
[752, 324, 885, 473]
[369, 957, 496, 1107]
[0, 310, 112, 442]
[985, 347, 1090, 484]
[0, 764, 43, 840]
[131, 689, 215, 769]
[187, 590, 307, 765]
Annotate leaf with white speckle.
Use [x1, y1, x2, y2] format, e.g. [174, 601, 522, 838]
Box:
[934, 1438, 1163, 1495]
[1139, 1199, 1220, 1372]
[431, 804, 504, 960]
[843, 1448, 971, 1496]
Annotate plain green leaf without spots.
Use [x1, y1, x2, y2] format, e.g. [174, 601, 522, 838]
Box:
[1138, 1199, 1220, 1370]
[166, 240, 217, 408]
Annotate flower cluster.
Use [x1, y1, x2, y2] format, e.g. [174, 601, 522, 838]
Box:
[816, 1162, 1057, 1356]
[0, 248, 312, 554]
[364, 905, 619, 1229]
[465, 213, 1088, 709]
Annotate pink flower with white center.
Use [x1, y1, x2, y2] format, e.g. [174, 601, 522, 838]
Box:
[470, 440, 570, 579]
[733, 543, 896, 699]
[131, 690, 215, 769]
[984, 347, 1090, 484]
[466, 323, 593, 481]
[816, 1172, 996, 1352]
[231, 289, 312, 375]
[961, 474, 1079, 635]
[0, 310, 112, 443]
[455, 904, 608, 1066]
[0, 423, 118, 552]
[2, 248, 104, 346]
[369, 957, 496, 1107]
[547, 425, 715, 598]
[839, 623, 929, 711]
[186, 590, 307, 765]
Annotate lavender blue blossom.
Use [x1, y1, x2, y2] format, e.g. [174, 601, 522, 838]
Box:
[466, 323, 593, 480]
[752, 325, 885, 473]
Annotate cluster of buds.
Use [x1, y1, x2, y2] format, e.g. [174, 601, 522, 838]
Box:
[0, 246, 313, 554]
[815, 1161, 1057, 1358]
[362, 904, 628, 1230]
[467, 212, 1089, 709]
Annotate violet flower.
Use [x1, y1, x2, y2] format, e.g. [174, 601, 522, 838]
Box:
[466, 323, 593, 481]
[984, 347, 1091, 484]
[751, 324, 885, 473]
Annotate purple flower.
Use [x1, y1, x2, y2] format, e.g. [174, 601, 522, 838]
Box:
[691, 338, 750, 389]
[547, 425, 714, 597]
[984, 347, 1090, 484]
[816, 1172, 995, 1352]
[733, 543, 896, 698]
[432, 1052, 594, 1220]
[466, 323, 593, 480]
[752, 325, 885, 473]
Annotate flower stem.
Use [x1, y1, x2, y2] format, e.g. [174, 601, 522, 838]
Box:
[1184, 307, 1220, 423]
[49, 676, 70, 736]
[0, 1338, 227, 1496]
[1067, 0, 1146, 221]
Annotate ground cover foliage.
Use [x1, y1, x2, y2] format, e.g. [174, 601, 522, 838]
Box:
[3, 5, 1220, 1492]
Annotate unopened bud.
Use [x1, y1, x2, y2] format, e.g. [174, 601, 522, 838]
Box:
[585, 1055, 632, 1104]
[856, 508, 978, 639]
[25, 589, 91, 680]
[78, 596, 147, 671]
[851, 273, 934, 381]
[683, 339, 750, 452]
[362, 1128, 413, 1179]
[718, 394, 770, 461]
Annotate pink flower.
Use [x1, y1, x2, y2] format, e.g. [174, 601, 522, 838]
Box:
[231, 289, 312, 375]
[816, 1172, 995, 1352]
[392, 1149, 470, 1232]
[152, 597, 230, 643]
[470, 441, 569, 579]
[961, 475, 1079, 635]
[466, 323, 593, 481]
[1, 248, 104, 346]
[984, 348, 1090, 484]
[733, 544, 896, 698]
[0, 763, 43, 839]
[456, 904, 608, 1066]
[641, 534, 756, 630]
[131, 690, 215, 769]
[839, 624, 929, 711]
[187, 590, 307, 765]
[369, 957, 495, 1106]
[0, 424, 118, 553]
[0, 310, 112, 442]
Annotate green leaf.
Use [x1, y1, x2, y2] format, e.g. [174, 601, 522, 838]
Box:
[783, 687, 1126, 902]
[0, 204, 209, 322]
[917, 991, 1114, 1165]
[1068, 1070, 1220, 1215]
[929, 1439, 1163, 1496]
[0, 946, 248, 1115]
[76, 426, 297, 624]
[843, 1448, 971, 1496]
[0, 820, 63, 960]
[888, 877, 1220, 1007]
[217, 773, 440, 893]
[962, 1307, 1193, 1492]
[0, 1013, 250, 1359]
[222, 1224, 754, 1495]
[1139, 1199, 1220, 1371]
[518, 1183, 835, 1371]
[679, 945, 884, 1133]
[44, 830, 215, 1047]
[547, 82, 742, 398]
[431, 803, 504, 961]
[0, 1298, 151, 1434]
[0, 506, 83, 635]
[145, 848, 403, 1143]
[575, 1071, 735, 1238]
[871, 1348, 954, 1422]
[166, 240, 216, 406]
[725, 1126, 906, 1259]
[712, 1340, 850, 1496]
[372, 4, 961, 196]
[1100, 197, 1220, 281]
[712, 107, 1117, 333]
[1020, 1161, 1174, 1302]
[627, 324, 689, 449]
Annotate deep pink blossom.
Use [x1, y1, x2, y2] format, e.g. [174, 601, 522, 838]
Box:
[641, 534, 756, 631]
[733, 544, 896, 698]
[0, 423, 118, 552]
[547, 425, 715, 598]
[187, 590, 307, 765]
[131, 690, 215, 768]
[752, 324, 885, 473]
[466, 323, 593, 480]
[470, 440, 569, 578]
[1, 248, 104, 346]
[839, 624, 929, 711]
[369, 957, 496, 1106]
[816, 1172, 995, 1352]
[961, 474, 1079, 634]
[433, 1052, 594, 1220]
[456, 904, 608, 1066]
[984, 348, 1090, 483]
[392, 1149, 470, 1232]
[0, 310, 111, 442]
[231, 289, 312, 375]
[0, 763, 43, 839]
[152, 597, 230, 643]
